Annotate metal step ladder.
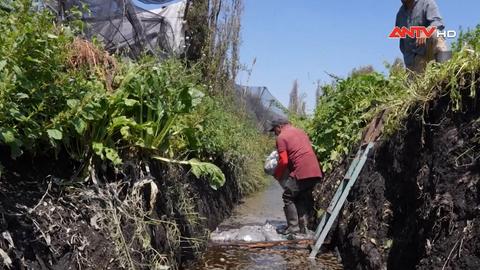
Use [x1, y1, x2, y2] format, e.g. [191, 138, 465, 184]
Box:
[309, 142, 375, 259]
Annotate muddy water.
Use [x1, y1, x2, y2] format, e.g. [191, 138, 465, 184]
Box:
[193, 179, 343, 270]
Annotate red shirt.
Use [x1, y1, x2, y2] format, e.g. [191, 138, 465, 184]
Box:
[275, 125, 323, 180]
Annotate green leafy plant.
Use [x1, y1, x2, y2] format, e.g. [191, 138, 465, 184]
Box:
[309, 26, 480, 172]
[0, 2, 213, 176]
[153, 156, 225, 190]
[0, 0, 270, 195]
[178, 96, 272, 193]
[310, 72, 408, 171]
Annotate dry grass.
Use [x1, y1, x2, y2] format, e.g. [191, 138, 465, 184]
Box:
[382, 46, 480, 136]
[87, 180, 177, 270]
[67, 38, 117, 91]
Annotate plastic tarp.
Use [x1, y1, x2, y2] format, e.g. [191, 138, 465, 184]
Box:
[264, 150, 289, 188]
[48, 0, 187, 58]
[138, 1, 186, 55]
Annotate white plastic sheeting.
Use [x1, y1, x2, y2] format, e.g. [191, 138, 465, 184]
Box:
[264, 150, 289, 189]
[264, 150, 279, 176]
[210, 223, 285, 242]
[139, 0, 187, 55]
[50, 0, 187, 58]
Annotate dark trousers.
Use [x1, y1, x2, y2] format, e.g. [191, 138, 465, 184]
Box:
[282, 177, 320, 230]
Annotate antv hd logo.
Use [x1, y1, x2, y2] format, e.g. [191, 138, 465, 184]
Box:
[389, 26, 457, 39]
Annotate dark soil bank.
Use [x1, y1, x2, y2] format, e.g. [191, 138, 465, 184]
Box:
[0, 152, 241, 269]
[315, 86, 480, 270]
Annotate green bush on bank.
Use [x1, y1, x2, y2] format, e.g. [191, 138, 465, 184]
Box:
[309, 72, 408, 172]
[0, 0, 269, 193]
[310, 26, 480, 172]
[197, 97, 272, 193]
[0, 1, 202, 166]
[173, 95, 272, 194]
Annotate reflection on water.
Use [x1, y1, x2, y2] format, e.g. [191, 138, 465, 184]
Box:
[193, 246, 343, 270]
[192, 179, 343, 270]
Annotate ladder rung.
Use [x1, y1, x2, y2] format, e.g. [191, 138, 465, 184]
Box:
[309, 142, 375, 259]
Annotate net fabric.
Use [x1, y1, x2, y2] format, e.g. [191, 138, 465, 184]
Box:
[41, 1, 287, 132]
[47, 0, 186, 58]
[236, 85, 287, 132]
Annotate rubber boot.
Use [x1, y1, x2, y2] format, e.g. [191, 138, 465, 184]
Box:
[298, 213, 308, 234]
[296, 193, 310, 235]
[278, 204, 300, 235]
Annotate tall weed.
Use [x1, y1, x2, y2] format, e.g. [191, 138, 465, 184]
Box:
[309, 26, 480, 172]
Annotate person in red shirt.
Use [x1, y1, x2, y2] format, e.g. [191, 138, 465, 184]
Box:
[269, 117, 323, 235]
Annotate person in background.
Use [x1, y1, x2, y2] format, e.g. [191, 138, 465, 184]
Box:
[269, 117, 323, 235]
[396, 0, 450, 73]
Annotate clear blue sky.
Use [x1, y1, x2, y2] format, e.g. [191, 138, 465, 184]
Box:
[237, 0, 480, 112]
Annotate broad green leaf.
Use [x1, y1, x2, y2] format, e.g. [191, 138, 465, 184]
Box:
[0, 129, 15, 144]
[0, 129, 24, 159]
[92, 142, 122, 165]
[47, 34, 58, 39]
[134, 139, 145, 147]
[15, 93, 29, 99]
[124, 99, 138, 106]
[120, 126, 131, 139]
[189, 159, 225, 190]
[0, 60, 7, 71]
[145, 126, 154, 135]
[25, 56, 41, 64]
[153, 157, 226, 190]
[330, 150, 340, 162]
[47, 129, 63, 140]
[81, 111, 96, 120]
[92, 142, 105, 159]
[67, 99, 80, 109]
[105, 147, 122, 165]
[111, 116, 137, 127]
[8, 108, 22, 119]
[72, 118, 87, 134]
[189, 88, 204, 107]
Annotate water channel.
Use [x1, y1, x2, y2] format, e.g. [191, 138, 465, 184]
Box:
[192, 179, 343, 270]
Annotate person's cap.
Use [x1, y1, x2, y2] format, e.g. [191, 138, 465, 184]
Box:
[268, 117, 289, 131]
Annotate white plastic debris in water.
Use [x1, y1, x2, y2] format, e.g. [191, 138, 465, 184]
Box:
[210, 228, 240, 242]
[237, 226, 265, 242]
[262, 223, 284, 242]
[210, 223, 286, 243]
